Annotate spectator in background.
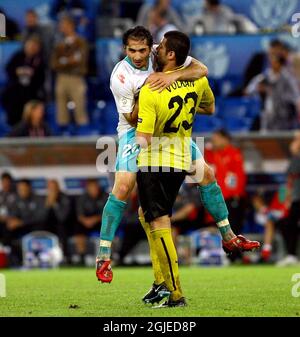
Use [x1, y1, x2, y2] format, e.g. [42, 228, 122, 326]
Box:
[191, 0, 257, 34]
[205, 129, 247, 236]
[1, 36, 45, 126]
[74, 179, 108, 263]
[4, 179, 45, 264]
[51, 15, 89, 127]
[22, 9, 54, 63]
[231, 40, 286, 98]
[276, 132, 300, 266]
[0, 8, 20, 40]
[0, 173, 17, 243]
[252, 186, 289, 263]
[51, 0, 86, 19]
[148, 6, 179, 44]
[136, 0, 184, 34]
[171, 185, 203, 244]
[51, 0, 93, 42]
[9, 100, 52, 137]
[42, 179, 71, 261]
[291, 53, 300, 98]
[246, 53, 300, 131]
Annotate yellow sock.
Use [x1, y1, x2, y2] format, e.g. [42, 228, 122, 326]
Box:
[139, 216, 164, 285]
[151, 228, 183, 301]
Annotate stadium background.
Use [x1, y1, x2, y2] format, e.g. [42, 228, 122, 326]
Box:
[0, 0, 300, 316]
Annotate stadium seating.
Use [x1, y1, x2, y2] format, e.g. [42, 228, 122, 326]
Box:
[0, 4, 299, 136]
[144, 0, 300, 30]
[0, 41, 21, 85]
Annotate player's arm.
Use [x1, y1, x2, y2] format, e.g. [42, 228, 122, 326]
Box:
[123, 96, 139, 127]
[110, 72, 138, 126]
[136, 86, 156, 148]
[197, 103, 215, 115]
[147, 57, 208, 92]
[196, 77, 215, 115]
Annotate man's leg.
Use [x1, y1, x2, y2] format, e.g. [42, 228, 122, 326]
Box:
[276, 202, 300, 266]
[96, 129, 140, 282]
[55, 74, 70, 126]
[194, 159, 235, 241]
[150, 215, 183, 302]
[97, 172, 135, 261]
[138, 208, 164, 285]
[192, 157, 260, 253]
[136, 170, 187, 306]
[285, 201, 300, 257]
[70, 76, 89, 125]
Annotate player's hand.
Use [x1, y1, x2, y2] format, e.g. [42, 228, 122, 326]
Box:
[7, 218, 23, 231]
[147, 72, 177, 92]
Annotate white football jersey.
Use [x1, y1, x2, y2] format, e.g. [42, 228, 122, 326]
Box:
[110, 49, 192, 138]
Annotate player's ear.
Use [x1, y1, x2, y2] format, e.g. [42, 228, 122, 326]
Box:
[167, 51, 175, 61]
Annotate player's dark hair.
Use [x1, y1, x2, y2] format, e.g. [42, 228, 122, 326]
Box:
[1, 172, 13, 181]
[214, 128, 232, 141]
[164, 31, 190, 66]
[18, 179, 31, 186]
[26, 8, 37, 16]
[269, 39, 283, 48]
[207, 0, 220, 6]
[86, 178, 99, 185]
[122, 26, 153, 48]
[60, 14, 75, 28]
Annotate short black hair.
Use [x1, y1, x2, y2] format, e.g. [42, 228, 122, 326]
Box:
[26, 9, 37, 16]
[17, 179, 31, 186]
[269, 39, 283, 48]
[1, 172, 13, 181]
[207, 0, 220, 6]
[86, 178, 99, 185]
[164, 31, 190, 66]
[122, 26, 153, 48]
[214, 128, 231, 141]
[60, 14, 75, 27]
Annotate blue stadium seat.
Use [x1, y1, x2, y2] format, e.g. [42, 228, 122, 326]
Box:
[222, 116, 252, 132]
[216, 97, 261, 132]
[218, 76, 243, 96]
[0, 107, 11, 136]
[100, 101, 118, 135]
[75, 125, 99, 136]
[193, 115, 223, 133]
[219, 97, 248, 119]
[45, 102, 60, 136]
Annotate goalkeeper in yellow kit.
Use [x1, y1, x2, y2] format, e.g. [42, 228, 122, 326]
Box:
[136, 31, 259, 307]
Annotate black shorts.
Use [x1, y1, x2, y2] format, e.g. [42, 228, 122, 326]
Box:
[137, 167, 186, 223]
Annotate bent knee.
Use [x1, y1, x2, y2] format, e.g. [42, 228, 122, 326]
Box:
[201, 164, 216, 185]
[112, 183, 132, 200]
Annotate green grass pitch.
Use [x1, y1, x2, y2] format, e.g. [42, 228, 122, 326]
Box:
[0, 265, 299, 317]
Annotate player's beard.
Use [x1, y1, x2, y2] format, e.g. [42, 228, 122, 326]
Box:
[155, 56, 164, 72]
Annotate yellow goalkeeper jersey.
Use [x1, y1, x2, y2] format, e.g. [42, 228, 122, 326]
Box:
[136, 69, 214, 171]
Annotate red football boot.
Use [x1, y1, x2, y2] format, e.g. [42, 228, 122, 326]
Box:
[96, 259, 113, 283]
[222, 235, 261, 254]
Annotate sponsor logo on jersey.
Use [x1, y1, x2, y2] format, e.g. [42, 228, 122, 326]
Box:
[117, 73, 125, 84]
